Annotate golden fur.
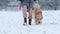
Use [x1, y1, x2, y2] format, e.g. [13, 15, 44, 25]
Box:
[33, 3, 43, 24]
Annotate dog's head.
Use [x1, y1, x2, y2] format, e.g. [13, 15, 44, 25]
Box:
[34, 3, 40, 11]
[34, 3, 41, 12]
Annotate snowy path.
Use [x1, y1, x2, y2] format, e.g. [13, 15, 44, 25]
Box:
[0, 10, 60, 34]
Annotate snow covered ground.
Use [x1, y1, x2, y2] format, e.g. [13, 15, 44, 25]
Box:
[0, 10, 60, 34]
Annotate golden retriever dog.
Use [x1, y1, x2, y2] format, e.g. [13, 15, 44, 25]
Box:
[33, 3, 43, 24]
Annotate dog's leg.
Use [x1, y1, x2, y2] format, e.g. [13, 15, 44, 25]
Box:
[38, 20, 41, 24]
[35, 19, 39, 25]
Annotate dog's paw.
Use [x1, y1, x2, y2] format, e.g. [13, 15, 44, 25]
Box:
[35, 21, 42, 25]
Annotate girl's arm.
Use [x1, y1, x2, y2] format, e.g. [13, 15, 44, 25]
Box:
[18, 0, 22, 10]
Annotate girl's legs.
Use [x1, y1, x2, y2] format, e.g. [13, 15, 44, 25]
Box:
[22, 6, 27, 25]
[28, 7, 33, 25]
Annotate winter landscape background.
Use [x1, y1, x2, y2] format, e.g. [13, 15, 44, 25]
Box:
[0, 0, 60, 34]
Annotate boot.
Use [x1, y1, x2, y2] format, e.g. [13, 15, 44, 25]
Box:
[29, 19, 32, 25]
[23, 18, 27, 25]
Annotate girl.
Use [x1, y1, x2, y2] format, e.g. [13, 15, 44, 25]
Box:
[18, 0, 37, 25]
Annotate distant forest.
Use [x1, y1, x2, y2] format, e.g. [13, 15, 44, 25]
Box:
[0, 0, 60, 10]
